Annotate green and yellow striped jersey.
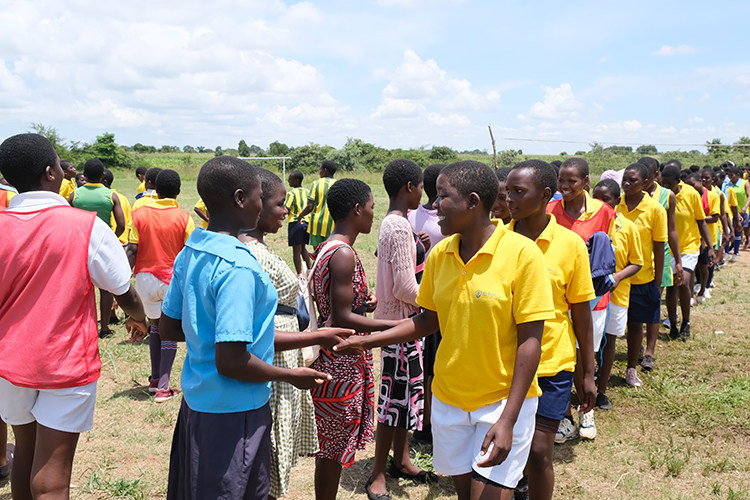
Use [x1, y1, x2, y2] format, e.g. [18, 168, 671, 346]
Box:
[284, 186, 310, 223]
[307, 178, 336, 237]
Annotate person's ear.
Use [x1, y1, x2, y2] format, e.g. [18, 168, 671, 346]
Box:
[542, 187, 552, 204]
[234, 188, 245, 208]
[353, 203, 362, 217]
[45, 165, 57, 182]
[467, 192, 480, 210]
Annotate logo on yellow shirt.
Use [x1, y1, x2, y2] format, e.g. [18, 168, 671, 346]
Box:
[475, 289, 502, 300]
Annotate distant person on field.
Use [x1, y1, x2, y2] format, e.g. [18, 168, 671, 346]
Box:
[69, 158, 127, 338]
[336, 161, 555, 500]
[194, 198, 209, 228]
[127, 169, 194, 404]
[58, 160, 76, 200]
[102, 168, 133, 246]
[684, 173, 720, 303]
[0, 133, 148, 500]
[298, 160, 337, 249]
[492, 167, 512, 224]
[159, 157, 340, 500]
[284, 169, 312, 274]
[724, 165, 750, 258]
[132, 167, 161, 210]
[75, 172, 86, 187]
[135, 166, 147, 196]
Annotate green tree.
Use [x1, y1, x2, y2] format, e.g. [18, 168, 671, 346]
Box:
[268, 141, 290, 157]
[636, 144, 658, 155]
[183, 145, 196, 153]
[429, 146, 458, 162]
[706, 139, 729, 156]
[733, 137, 750, 158]
[238, 140, 251, 157]
[159, 145, 179, 153]
[249, 144, 263, 155]
[28, 122, 67, 158]
[215, 146, 224, 156]
[498, 149, 519, 167]
[91, 132, 127, 169]
[289, 142, 327, 172]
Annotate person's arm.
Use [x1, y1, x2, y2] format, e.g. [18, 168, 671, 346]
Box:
[126, 243, 138, 269]
[274, 328, 356, 351]
[67, 192, 75, 206]
[570, 301, 595, 413]
[215, 342, 331, 389]
[115, 286, 148, 342]
[732, 205, 741, 232]
[742, 182, 750, 214]
[667, 192, 683, 286]
[477, 320, 543, 468]
[697, 220, 716, 265]
[387, 225, 421, 307]
[112, 194, 125, 237]
[334, 309, 440, 352]
[298, 199, 315, 221]
[653, 241, 665, 288]
[194, 206, 209, 223]
[327, 246, 402, 332]
[160, 313, 185, 342]
[612, 264, 641, 290]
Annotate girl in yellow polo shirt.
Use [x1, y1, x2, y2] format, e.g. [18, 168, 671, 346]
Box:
[506, 160, 597, 499]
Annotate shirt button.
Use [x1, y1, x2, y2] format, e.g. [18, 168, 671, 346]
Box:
[462, 271, 467, 275]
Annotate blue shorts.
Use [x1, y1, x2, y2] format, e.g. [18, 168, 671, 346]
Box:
[627, 280, 661, 325]
[743, 212, 750, 228]
[537, 371, 574, 421]
[287, 221, 309, 247]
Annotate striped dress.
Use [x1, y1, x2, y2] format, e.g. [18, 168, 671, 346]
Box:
[307, 178, 336, 238]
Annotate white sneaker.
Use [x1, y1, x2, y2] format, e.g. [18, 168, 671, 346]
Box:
[662, 317, 671, 328]
[578, 407, 596, 440]
[625, 367, 643, 387]
[731, 254, 738, 262]
[704, 289, 712, 299]
[696, 295, 705, 304]
[554, 418, 579, 444]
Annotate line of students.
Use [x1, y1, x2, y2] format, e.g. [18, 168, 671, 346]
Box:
[0, 136, 741, 500]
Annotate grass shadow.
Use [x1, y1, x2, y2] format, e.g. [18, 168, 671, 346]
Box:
[109, 386, 152, 402]
[339, 456, 455, 499]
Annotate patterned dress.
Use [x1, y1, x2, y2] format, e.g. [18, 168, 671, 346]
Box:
[244, 240, 318, 498]
[310, 240, 375, 467]
[374, 214, 426, 430]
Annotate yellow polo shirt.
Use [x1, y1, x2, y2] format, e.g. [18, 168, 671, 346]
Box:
[110, 189, 132, 244]
[132, 192, 158, 212]
[136, 181, 146, 194]
[59, 178, 75, 200]
[704, 189, 721, 246]
[726, 185, 738, 211]
[194, 198, 209, 229]
[416, 221, 555, 412]
[616, 193, 667, 285]
[674, 182, 705, 254]
[609, 214, 644, 307]
[509, 215, 595, 377]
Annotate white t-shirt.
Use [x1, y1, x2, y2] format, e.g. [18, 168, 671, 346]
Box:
[8, 191, 132, 295]
[407, 204, 445, 258]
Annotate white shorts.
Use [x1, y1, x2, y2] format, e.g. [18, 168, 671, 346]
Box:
[592, 308, 607, 352]
[431, 395, 537, 488]
[135, 272, 169, 319]
[672, 252, 699, 274]
[604, 303, 628, 337]
[0, 378, 97, 433]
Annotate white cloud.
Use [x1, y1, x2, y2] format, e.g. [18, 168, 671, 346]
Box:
[519, 84, 583, 121]
[599, 57, 607, 64]
[696, 92, 710, 103]
[689, 117, 704, 123]
[652, 45, 700, 56]
[376, 0, 467, 6]
[623, 119, 642, 131]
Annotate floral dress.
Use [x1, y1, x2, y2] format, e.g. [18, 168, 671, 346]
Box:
[309, 240, 375, 467]
[244, 239, 318, 498]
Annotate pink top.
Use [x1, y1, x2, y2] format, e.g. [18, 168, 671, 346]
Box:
[375, 214, 420, 321]
[407, 204, 444, 258]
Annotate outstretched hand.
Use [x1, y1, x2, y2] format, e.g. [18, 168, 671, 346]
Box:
[290, 367, 332, 389]
[126, 317, 149, 344]
[332, 335, 367, 355]
[476, 418, 514, 468]
[365, 292, 378, 313]
[316, 327, 357, 349]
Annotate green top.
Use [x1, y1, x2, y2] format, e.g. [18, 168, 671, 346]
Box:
[72, 183, 115, 223]
[307, 178, 336, 237]
[730, 179, 747, 209]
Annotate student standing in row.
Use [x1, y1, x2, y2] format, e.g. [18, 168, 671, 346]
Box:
[58, 160, 76, 200]
[300, 160, 337, 249]
[284, 169, 312, 274]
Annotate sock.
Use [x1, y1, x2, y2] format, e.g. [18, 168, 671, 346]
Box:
[149, 324, 160, 381]
[158, 341, 178, 391]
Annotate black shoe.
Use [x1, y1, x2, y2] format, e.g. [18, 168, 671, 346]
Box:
[669, 324, 680, 340]
[679, 322, 691, 342]
[595, 392, 612, 410]
[514, 475, 529, 500]
[388, 463, 438, 483]
[410, 426, 432, 445]
[638, 345, 644, 361]
[640, 354, 656, 371]
[109, 312, 121, 325]
[365, 479, 391, 500]
[98, 328, 114, 339]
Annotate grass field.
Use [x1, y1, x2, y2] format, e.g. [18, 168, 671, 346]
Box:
[1, 164, 749, 500]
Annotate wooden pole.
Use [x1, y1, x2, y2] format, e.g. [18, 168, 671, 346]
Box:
[488, 124, 498, 168]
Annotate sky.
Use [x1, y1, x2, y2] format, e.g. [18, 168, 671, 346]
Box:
[2, 0, 750, 154]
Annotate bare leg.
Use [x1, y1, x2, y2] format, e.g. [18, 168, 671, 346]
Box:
[527, 426, 556, 500]
[99, 289, 114, 334]
[471, 476, 514, 500]
[697, 263, 709, 297]
[29, 424, 80, 500]
[368, 424, 396, 495]
[453, 472, 472, 500]
[626, 323, 643, 369]
[0, 420, 7, 468]
[10, 422, 35, 500]
[598, 334, 617, 394]
[644, 323, 659, 358]
[292, 244, 303, 275]
[391, 427, 420, 473]
[302, 245, 311, 269]
[678, 275, 692, 325]
[314, 458, 342, 500]
[666, 286, 678, 326]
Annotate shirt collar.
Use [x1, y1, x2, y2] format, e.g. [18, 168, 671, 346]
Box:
[149, 198, 179, 208]
[507, 214, 557, 243]
[7, 190, 68, 211]
[616, 193, 649, 214]
[0, 184, 18, 193]
[444, 219, 506, 259]
[185, 228, 256, 264]
[84, 183, 105, 188]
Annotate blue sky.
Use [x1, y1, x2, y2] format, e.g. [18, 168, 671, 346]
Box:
[1, 0, 749, 154]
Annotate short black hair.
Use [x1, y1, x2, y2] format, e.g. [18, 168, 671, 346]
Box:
[661, 165, 681, 181]
[440, 160, 498, 214]
[258, 168, 284, 202]
[83, 158, 105, 182]
[156, 169, 181, 199]
[327, 178, 371, 223]
[423, 163, 445, 199]
[197, 156, 260, 214]
[495, 167, 512, 183]
[680, 169, 691, 180]
[145, 167, 162, 185]
[0, 133, 58, 192]
[135, 166, 147, 176]
[625, 162, 649, 181]
[638, 156, 659, 176]
[550, 160, 563, 168]
[60, 160, 74, 170]
[289, 170, 304, 183]
[685, 173, 701, 185]
[665, 159, 682, 169]
[595, 179, 621, 199]
[102, 168, 114, 187]
[512, 160, 558, 200]
[728, 165, 741, 176]
[321, 160, 337, 175]
[689, 165, 700, 173]
[560, 157, 589, 177]
[383, 158, 423, 198]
